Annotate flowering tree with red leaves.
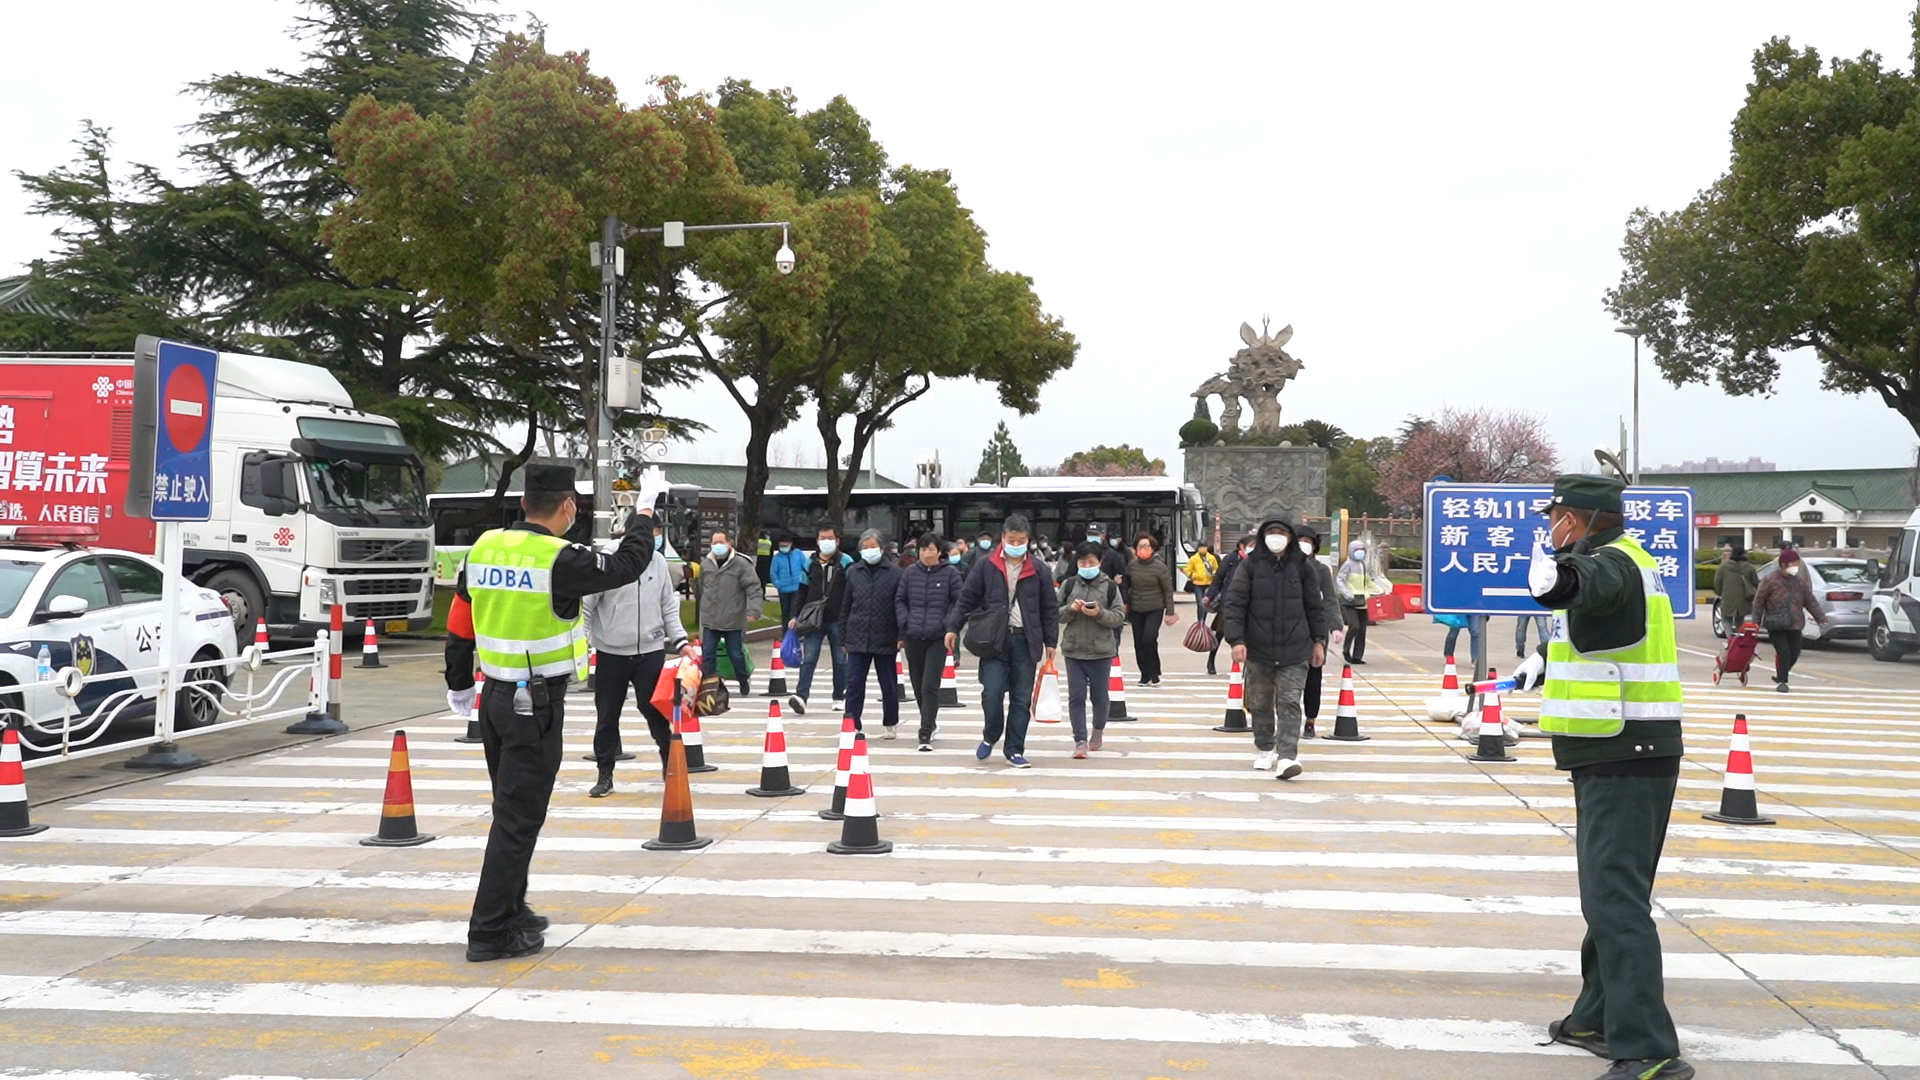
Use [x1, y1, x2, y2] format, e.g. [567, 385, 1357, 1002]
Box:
[1377, 408, 1559, 512]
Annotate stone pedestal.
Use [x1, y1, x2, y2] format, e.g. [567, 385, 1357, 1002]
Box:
[1184, 446, 1328, 540]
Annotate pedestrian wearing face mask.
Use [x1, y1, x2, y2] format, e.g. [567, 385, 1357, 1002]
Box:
[898, 533, 963, 750]
[945, 514, 1059, 768]
[769, 533, 809, 625]
[1511, 474, 1693, 1080]
[1057, 541, 1126, 756]
[1751, 548, 1828, 693]
[841, 529, 906, 735]
[788, 525, 852, 715]
[698, 529, 762, 700]
[1336, 540, 1382, 665]
[1123, 533, 1178, 685]
[1222, 519, 1330, 778]
[1292, 523, 1342, 737]
[1204, 534, 1256, 675]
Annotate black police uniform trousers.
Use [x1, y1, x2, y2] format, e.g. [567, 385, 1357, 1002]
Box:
[1568, 767, 1683, 1061]
[591, 650, 672, 768]
[468, 674, 566, 946]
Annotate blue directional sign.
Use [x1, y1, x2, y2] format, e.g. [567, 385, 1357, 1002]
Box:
[1422, 483, 1695, 618]
[148, 340, 219, 522]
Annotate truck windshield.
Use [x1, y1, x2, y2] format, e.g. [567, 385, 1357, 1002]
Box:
[0, 560, 37, 619]
[304, 457, 429, 526]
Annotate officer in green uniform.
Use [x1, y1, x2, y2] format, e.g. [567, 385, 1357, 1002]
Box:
[459, 463, 668, 962]
[1511, 474, 1693, 1080]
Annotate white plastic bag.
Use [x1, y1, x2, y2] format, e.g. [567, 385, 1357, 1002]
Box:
[1032, 662, 1063, 724]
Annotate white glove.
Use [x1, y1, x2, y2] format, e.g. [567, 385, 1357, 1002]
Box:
[1511, 650, 1546, 693]
[633, 465, 669, 514]
[447, 687, 476, 718]
[1527, 542, 1560, 598]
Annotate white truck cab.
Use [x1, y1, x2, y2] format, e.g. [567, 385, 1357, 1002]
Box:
[1869, 508, 1920, 662]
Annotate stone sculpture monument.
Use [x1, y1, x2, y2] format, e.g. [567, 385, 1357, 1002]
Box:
[1183, 319, 1326, 539]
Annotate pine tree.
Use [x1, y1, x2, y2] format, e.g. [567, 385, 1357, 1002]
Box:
[971, 420, 1027, 485]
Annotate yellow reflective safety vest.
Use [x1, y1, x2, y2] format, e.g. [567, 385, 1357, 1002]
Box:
[1537, 535, 1683, 737]
[466, 528, 588, 683]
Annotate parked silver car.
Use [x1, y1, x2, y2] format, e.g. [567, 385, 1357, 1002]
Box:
[1714, 558, 1875, 643]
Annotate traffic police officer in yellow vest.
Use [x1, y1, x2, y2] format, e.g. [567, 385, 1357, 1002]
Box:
[460, 462, 669, 962]
[1510, 473, 1692, 1080]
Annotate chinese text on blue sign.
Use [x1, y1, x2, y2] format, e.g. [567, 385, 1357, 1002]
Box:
[150, 340, 219, 522]
[1422, 483, 1695, 618]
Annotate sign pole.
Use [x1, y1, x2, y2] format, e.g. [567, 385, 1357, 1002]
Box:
[126, 520, 200, 770]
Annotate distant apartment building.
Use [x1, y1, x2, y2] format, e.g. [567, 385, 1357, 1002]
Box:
[1649, 456, 1775, 474]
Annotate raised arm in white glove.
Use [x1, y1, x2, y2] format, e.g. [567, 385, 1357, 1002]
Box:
[1527, 542, 1560, 598]
[1511, 650, 1546, 692]
[633, 465, 670, 514]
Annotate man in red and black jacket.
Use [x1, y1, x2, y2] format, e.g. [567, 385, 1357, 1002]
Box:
[944, 513, 1058, 769]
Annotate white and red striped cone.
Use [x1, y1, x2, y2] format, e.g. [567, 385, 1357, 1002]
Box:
[680, 703, 718, 774]
[358, 619, 385, 669]
[253, 617, 274, 664]
[745, 700, 805, 797]
[585, 648, 598, 692]
[1703, 714, 1775, 825]
[1105, 654, 1131, 722]
[819, 717, 859, 821]
[0, 727, 47, 836]
[1467, 671, 1517, 762]
[826, 735, 892, 855]
[1426, 654, 1469, 721]
[939, 650, 962, 707]
[896, 648, 916, 702]
[1213, 659, 1249, 733]
[455, 670, 484, 743]
[765, 643, 789, 697]
[1321, 665, 1370, 742]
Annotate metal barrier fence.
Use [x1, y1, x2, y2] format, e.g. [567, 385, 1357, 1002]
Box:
[2, 631, 332, 769]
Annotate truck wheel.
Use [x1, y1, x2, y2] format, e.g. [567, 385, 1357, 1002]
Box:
[205, 570, 266, 641]
[1869, 614, 1908, 663]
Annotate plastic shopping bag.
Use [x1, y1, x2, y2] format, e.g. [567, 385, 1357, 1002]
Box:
[650, 656, 684, 719]
[780, 627, 803, 668]
[1032, 658, 1063, 724]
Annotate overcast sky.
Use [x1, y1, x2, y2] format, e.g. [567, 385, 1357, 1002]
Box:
[5, 1, 1918, 483]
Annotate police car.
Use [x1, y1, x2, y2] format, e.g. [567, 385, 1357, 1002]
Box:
[0, 526, 239, 734]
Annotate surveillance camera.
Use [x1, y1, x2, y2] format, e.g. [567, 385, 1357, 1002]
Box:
[774, 243, 796, 276]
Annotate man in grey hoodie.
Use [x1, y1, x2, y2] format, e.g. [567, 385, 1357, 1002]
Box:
[698, 530, 763, 699]
[583, 524, 699, 797]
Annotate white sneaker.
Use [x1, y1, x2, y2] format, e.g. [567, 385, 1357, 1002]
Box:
[1276, 758, 1304, 781]
[1253, 751, 1277, 771]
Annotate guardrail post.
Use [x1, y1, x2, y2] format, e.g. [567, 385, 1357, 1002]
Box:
[124, 659, 204, 771]
[286, 630, 347, 736]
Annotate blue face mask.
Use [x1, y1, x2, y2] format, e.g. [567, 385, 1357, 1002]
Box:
[818, 539, 838, 556]
[778, 544, 791, 553]
[1077, 565, 1100, 580]
[978, 538, 993, 550]
[711, 542, 731, 559]
[1003, 543, 1028, 558]
[1086, 534, 1100, 544]
[948, 554, 963, 565]
[860, 547, 882, 564]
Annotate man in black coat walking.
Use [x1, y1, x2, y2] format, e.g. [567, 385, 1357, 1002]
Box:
[1222, 518, 1329, 780]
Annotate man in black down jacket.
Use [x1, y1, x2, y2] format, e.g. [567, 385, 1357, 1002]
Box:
[1223, 518, 1330, 780]
[841, 529, 905, 735]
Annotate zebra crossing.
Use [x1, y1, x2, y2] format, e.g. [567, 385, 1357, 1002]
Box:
[0, 662, 1916, 1077]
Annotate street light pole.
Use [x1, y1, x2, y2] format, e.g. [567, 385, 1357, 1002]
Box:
[1614, 325, 1643, 484]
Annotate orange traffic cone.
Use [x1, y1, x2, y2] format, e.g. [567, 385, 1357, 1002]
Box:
[1322, 665, 1370, 742]
[1440, 655, 1462, 695]
[766, 642, 789, 697]
[0, 727, 47, 837]
[1703, 714, 1775, 826]
[680, 706, 718, 774]
[1467, 672, 1516, 763]
[455, 671, 484, 744]
[1105, 655, 1131, 722]
[827, 735, 891, 855]
[644, 706, 713, 851]
[939, 650, 961, 707]
[586, 647, 598, 692]
[361, 730, 434, 846]
[359, 619, 385, 669]
[746, 701, 805, 797]
[819, 717, 859, 821]
[1214, 659, 1249, 733]
[253, 617, 274, 664]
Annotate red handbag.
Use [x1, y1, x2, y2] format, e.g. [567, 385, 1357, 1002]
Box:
[1183, 620, 1216, 652]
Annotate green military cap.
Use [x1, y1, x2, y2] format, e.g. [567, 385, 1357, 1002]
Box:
[1544, 473, 1625, 514]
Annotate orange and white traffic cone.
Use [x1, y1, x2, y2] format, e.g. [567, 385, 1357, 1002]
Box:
[253, 617, 273, 664]
[1703, 714, 1775, 826]
[680, 705, 718, 774]
[896, 648, 916, 702]
[644, 706, 713, 851]
[359, 619, 385, 669]
[585, 648, 598, 692]
[766, 643, 789, 697]
[455, 671, 484, 744]
[819, 717, 859, 821]
[1105, 654, 1131, 722]
[361, 730, 434, 846]
[0, 727, 47, 837]
[1466, 672, 1516, 763]
[1322, 665, 1371, 742]
[827, 735, 892, 855]
[939, 651, 962, 707]
[745, 700, 805, 797]
[1426, 654, 1469, 721]
[1214, 659, 1249, 733]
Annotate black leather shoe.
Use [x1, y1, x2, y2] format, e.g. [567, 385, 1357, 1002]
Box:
[511, 910, 549, 932]
[466, 928, 544, 963]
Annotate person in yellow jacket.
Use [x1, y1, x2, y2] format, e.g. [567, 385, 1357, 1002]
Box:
[1181, 542, 1219, 619]
[1511, 473, 1692, 1080]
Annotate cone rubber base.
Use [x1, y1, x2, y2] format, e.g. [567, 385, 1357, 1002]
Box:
[0, 824, 49, 837]
[1213, 721, 1251, 733]
[643, 835, 714, 851]
[286, 713, 348, 736]
[1468, 751, 1517, 762]
[359, 657, 386, 669]
[1703, 811, 1776, 826]
[828, 839, 893, 855]
[686, 763, 719, 774]
[1321, 733, 1371, 742]
[360, 833, 435, 847]
[453, 720, 483, 744]
[580, 752, 636, 762]
[818, 809, 845, 821]
[124, 744, 204, 770]
[747, 786, 805, 797]
[766, 680, 788, 697]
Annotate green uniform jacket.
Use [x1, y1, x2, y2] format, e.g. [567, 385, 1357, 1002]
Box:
[1537, 526, 1684, 771]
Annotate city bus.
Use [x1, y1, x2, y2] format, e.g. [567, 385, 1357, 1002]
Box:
[427, 482, 733, 588]
[760, 476, 1209, 564]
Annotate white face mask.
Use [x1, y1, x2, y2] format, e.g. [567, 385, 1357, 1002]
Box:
[1785, 565, 1800, 577]
[1298, 540, 1315, 557]
[1351, 547, 1366, 560]
[818, 539, 838, 556]
[1264, 534, 1288, 554]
